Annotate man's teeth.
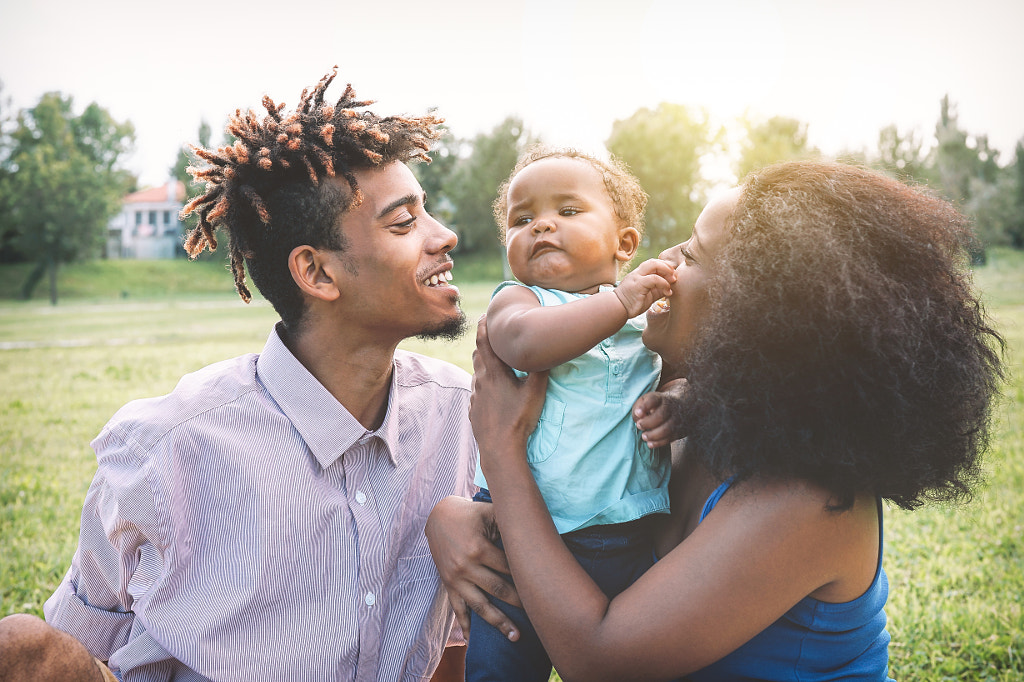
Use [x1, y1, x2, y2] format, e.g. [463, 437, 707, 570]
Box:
[424, 271, 454, 287]
[650, 297, 670, 313]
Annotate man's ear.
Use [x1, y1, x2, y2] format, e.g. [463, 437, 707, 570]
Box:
[288, 245, 342, 302]
[615, 226, 641, 263]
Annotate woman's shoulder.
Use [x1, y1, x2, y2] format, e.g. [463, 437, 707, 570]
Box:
[710, 476, 881, 603]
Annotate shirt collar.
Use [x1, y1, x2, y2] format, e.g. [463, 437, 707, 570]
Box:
[255, 324, 402, 470]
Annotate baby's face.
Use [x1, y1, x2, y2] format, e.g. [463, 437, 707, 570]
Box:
[504, 157, 630, 293]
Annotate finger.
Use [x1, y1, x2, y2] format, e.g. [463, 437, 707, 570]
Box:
[523, 367, 549, 398]
[641, 419, 678, 448]
[475, 537, 513, 577]
[464, 590, 521, 642]
[482, 572, 522, 609]
[633, 392, 662, 420]
[449, 593, 473, 639]
[476, 314, 519, 379]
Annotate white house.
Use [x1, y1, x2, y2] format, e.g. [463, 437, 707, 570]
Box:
[107, 180, 186, 259]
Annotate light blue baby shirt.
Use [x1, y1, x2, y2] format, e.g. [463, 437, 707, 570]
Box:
[476, 282, 671, 533]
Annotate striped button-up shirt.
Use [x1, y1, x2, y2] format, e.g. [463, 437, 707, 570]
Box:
[44, 326, 478, 681]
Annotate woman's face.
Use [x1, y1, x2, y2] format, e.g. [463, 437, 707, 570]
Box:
[643, 187, 740, 373]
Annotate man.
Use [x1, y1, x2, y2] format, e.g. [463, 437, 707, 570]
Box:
[0, 68, 477, 681]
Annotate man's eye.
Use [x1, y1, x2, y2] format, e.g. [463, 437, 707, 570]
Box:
[395, 217, 416, 229]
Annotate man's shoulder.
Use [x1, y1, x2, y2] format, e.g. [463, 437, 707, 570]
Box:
[393, 349, 471, 392]
[97, 353, 261, 454]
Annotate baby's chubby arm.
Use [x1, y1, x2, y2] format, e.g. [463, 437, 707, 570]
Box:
[486, 259, 675, 373]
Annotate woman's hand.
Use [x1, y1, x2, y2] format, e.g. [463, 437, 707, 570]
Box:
[426, 496, 522, 641]
[470, 316, 548, 479]
[633, 377, 689, 449]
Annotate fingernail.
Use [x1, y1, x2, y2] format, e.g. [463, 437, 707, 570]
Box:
[508, 630, 517, 641]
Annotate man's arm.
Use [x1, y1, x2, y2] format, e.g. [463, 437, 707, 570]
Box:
[426, 496, 522, 641]
[45, 429, 160, 664]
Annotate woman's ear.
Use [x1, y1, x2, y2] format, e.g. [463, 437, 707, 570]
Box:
[615, 226, 641, 263]
[288, 245, 342, 302]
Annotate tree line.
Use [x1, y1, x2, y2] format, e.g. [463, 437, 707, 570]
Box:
[2, 84, 1021, 303]
[416, 95, 1024, 261]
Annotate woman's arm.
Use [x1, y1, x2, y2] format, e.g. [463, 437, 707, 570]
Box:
[471, 318, 880, 681]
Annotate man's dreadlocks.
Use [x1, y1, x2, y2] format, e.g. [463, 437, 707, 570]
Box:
[180, 67, 443, 329]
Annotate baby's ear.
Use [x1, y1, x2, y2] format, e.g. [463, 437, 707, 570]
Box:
[615, 226, 640, 262]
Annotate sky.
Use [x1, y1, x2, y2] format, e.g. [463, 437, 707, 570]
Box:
[2, 0, 1022, 188]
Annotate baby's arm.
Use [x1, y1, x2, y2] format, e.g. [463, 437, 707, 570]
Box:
[486, 259, 675, 373]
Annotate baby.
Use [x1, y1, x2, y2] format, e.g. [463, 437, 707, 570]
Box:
[468, 146, 677, 682]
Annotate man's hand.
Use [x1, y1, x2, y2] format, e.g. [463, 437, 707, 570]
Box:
[614, 258, 676, 318]
[426, 496, 522, 642]
[633, 378, 689, 449]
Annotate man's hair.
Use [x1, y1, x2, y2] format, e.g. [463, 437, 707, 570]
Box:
[679, 160, 1005, 511]
[180, 67, 443, 330]
[492, 145, 648, 250]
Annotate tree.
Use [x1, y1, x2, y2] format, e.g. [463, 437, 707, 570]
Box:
[443, 117, 534, 255]
[930, 95, 1012, 259]
[606, 103, 719, 252]
[0, 92, 134, 302]
[1007, 140, 1024, 248]
[736, 115, 814, 181]
[411, 125, 461, 228]
[931, 95, 1001, 204]
[0, 82, 17, 262]
[874, 124, 930, 185]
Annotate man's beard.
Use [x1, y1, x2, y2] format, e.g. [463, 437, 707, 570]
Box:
[416, 308, 468, 342]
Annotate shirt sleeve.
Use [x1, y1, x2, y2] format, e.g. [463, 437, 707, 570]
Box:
[44, 423, 163, 663]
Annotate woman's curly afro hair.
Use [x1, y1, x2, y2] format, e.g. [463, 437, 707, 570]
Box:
[680, 160, 1004, 510]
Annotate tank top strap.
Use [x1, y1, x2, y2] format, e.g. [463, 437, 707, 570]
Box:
[699, 476, 735, 522]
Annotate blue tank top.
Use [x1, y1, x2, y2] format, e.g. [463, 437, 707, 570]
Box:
[688, 480, 894, 682]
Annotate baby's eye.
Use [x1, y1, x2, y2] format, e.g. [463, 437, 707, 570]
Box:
[560, 207, 581, 216]
[511, 215, 532, 226]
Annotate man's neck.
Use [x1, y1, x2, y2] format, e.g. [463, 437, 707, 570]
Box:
[282, 324, 400, 431]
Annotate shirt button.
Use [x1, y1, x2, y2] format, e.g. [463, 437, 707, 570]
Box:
[355, 490, 367, 505]
[365, 592, 376, 606]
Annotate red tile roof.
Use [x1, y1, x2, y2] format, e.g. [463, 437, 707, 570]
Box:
[124, 181, 186, 204]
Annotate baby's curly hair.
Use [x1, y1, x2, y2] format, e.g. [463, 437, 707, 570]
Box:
[493, 146, 648, 250]
[680, 160, 1004, 511]
[180, 67, 443, 330]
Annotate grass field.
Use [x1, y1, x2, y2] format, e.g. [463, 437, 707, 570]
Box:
[1, 251, 1022, 680]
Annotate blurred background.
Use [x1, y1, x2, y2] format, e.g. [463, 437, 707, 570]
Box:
[2, 0, 1023, 302]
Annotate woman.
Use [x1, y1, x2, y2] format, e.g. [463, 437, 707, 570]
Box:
[427, 161, 1004, 681]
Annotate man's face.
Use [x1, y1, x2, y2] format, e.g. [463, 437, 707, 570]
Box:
[328, 162, 465, 342]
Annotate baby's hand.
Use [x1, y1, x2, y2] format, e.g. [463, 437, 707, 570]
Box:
[633, 378, 688, 449]
[614, 259, 675, 318]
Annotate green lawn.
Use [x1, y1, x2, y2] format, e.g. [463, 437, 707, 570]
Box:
[1, 251, 1022, 680]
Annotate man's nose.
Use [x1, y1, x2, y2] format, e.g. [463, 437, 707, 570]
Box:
[427, 215, 458, 253]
